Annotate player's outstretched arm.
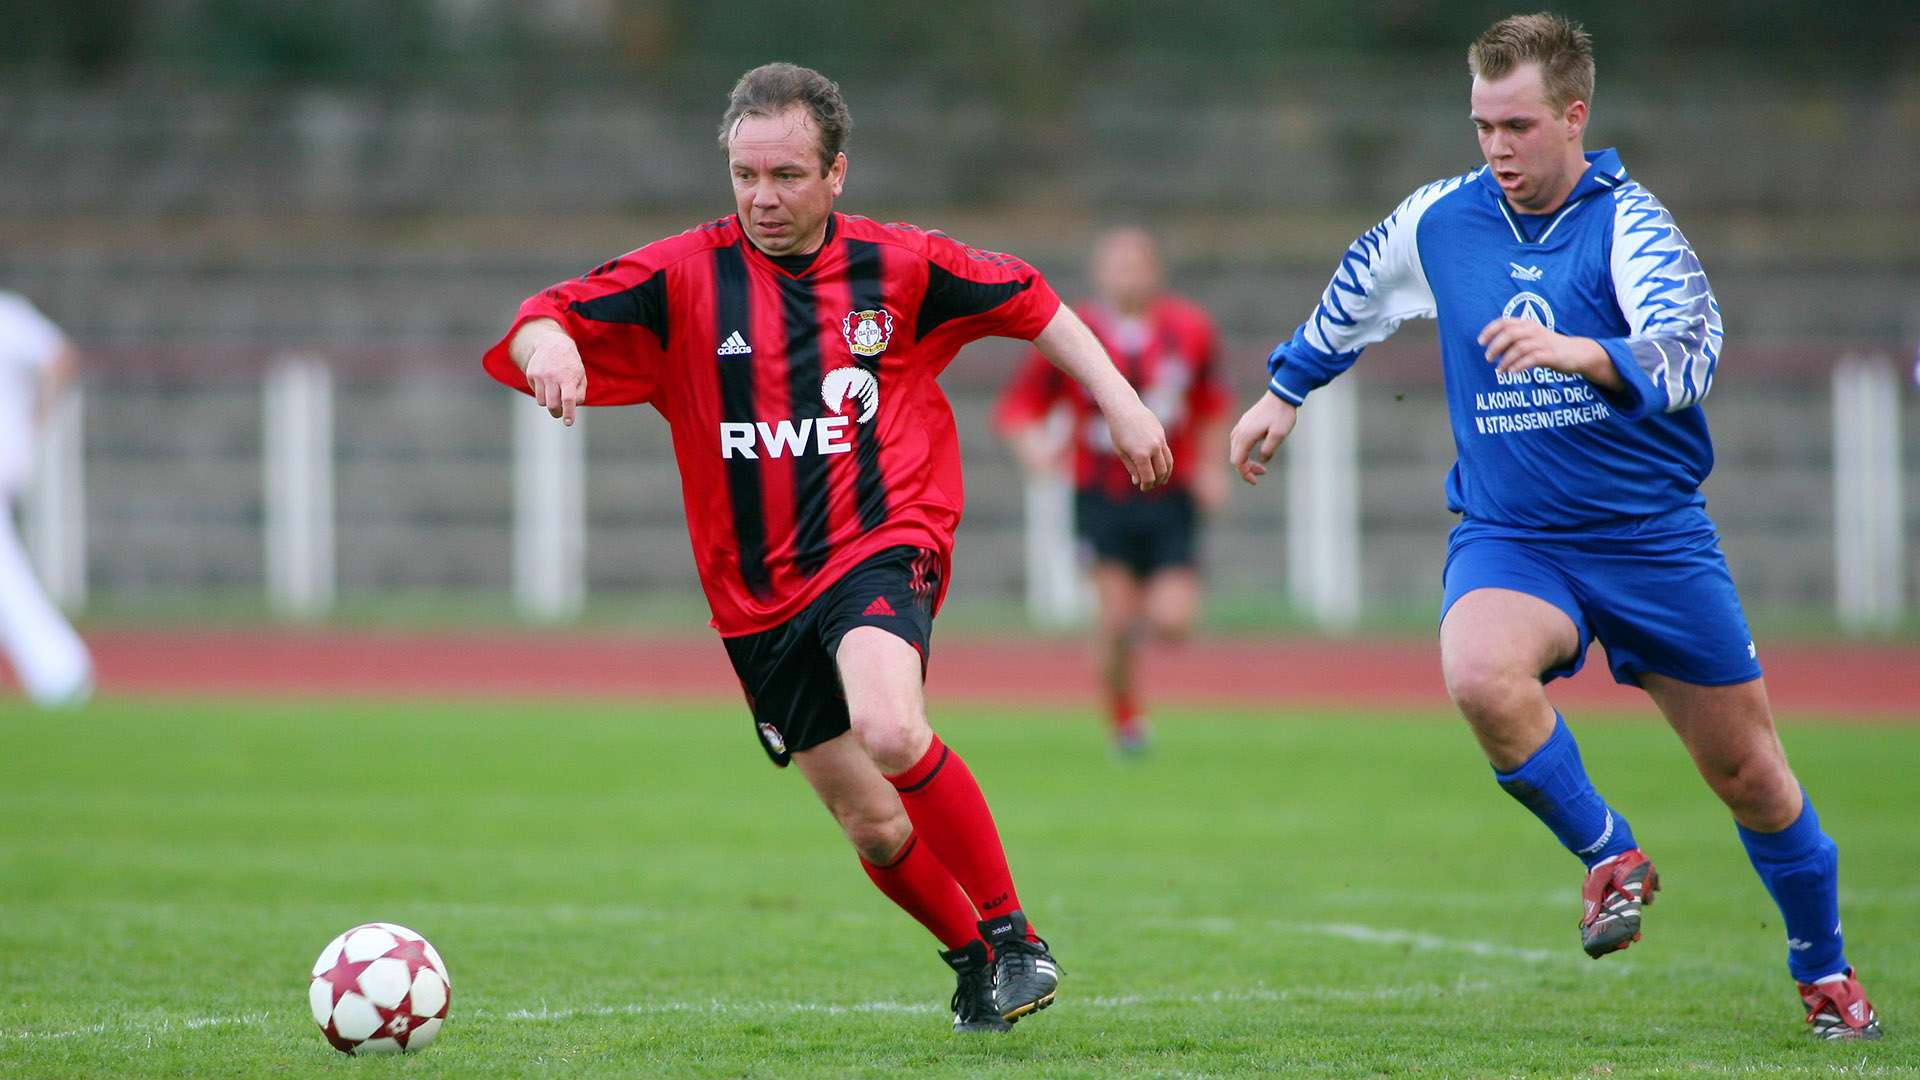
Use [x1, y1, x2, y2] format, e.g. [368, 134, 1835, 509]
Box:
[1032, 305, 1171, 491]
[508, 318, 589, 426]
[1227, 391, 1297, 487]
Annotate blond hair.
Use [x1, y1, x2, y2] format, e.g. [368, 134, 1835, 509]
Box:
[1468, 12, 1594, 113]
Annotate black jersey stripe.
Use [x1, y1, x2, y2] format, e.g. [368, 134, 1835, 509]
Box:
[917, 262, 1031, 340]
[713, 245, 774, 601]
[842, 239, 890, 532]
[570, 269, 669, 349]
[779, 271, 832, 577]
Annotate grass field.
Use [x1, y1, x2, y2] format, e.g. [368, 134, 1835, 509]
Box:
[2, 698, 1914, 1077]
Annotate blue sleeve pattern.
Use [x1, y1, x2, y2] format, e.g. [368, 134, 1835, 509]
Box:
[1265, 172, 1471, 406]
[1598, 183, 1723, 418]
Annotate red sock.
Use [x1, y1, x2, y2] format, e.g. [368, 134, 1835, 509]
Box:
[885, 734, 1038, 939]
[1108, 690, 1140, 738]
[859, 833, 979, 950]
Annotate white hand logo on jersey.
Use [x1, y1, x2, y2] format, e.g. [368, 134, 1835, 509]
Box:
[821, 366, 879, 423]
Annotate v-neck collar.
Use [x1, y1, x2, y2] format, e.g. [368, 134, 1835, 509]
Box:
[1480, 148, 1628, 245]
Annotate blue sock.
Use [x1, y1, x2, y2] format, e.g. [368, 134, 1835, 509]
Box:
[1494, 714, 1638, 868]
[1738, 795, 1847, 983]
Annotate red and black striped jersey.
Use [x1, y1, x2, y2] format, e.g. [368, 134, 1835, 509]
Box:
[483, 212, 1062, 636]
[994, 295, 1227, 501]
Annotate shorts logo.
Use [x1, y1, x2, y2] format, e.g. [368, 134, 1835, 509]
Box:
[842, 308, 894, 358]
[758, 722, 787, 755]
[1503, 291, 1556, 330]
[821, 366, 879, 423]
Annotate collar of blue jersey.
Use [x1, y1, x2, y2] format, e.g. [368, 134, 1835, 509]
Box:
[1477, 147, 1629, 243]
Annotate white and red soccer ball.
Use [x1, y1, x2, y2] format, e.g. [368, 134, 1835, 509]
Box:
[308, 923, 451, 1055]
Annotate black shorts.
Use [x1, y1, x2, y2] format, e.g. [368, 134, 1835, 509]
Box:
[722, 546, 941, 767]
[1075, 488, 1199, 579]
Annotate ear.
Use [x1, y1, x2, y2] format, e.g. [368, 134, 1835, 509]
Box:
[828, 151, 847, 197]
[1563, 99, 1589, 140]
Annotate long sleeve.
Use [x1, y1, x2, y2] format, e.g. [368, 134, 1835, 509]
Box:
[1265, 173, 1466, 406]
[1594, 183, 1724, 419]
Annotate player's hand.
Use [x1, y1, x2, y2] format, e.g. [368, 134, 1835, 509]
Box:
[1228, 392, 1297, 486]
[524, 334, 588, 426]
[1104, 398, 1172, 491]
[1477, 318, 1609, 382]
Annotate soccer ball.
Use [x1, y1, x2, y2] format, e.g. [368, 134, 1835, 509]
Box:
[308, 922, 451, 1055]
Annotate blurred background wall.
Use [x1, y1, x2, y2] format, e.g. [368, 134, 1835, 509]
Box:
[2, 0, 1916, 631]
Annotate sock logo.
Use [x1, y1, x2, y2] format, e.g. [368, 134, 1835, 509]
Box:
[1576, 810, 1615, 857]
[1788, 937, 1812, 951]
[980, 891, 1009, 912]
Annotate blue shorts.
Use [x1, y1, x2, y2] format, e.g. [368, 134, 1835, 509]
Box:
[1441, 506, 1763, 688]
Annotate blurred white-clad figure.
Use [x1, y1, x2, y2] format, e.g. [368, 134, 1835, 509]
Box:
[0, 290, 92, 706]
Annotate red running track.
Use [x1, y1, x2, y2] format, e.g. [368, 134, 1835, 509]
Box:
[32, 630, 1918, 720]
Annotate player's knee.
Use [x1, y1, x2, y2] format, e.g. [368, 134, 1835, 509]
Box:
[849, 706, 931, 774]
[1147, 610, 1193, 644]
[1442, 651, 1529, 719]
[840, 807, 911, 864]
[1707, 749, 1799, 829]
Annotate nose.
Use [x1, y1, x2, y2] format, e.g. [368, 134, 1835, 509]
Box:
[751, 178, 780, 208]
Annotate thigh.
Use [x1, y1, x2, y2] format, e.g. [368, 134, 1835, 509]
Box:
[1642, 672, 1801, 829]
[1441, 530, 1590, 680]
[722, 616, 848, 768]
[1439, 586, 1584, 683]
[1143, 566, 1201, 634]
[1090, 563, 1146, 635]
[1574, 525, 1763, 689]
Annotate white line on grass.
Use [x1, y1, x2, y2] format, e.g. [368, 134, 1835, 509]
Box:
[5, 980, 1505, 1044]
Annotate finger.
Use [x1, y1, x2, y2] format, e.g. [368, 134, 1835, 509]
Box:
[1258, 427, 1283, 463]
[1477, 318, 1513, 346]
[1152, 444, 1173, 485]
[561, 380, 581, 426]
[1228, 427, 1251, 470]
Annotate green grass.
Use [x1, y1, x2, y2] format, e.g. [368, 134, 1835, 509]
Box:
[2, 698, 1915, 1077]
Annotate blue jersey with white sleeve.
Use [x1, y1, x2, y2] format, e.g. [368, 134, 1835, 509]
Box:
[1265, 148, 1723, 529]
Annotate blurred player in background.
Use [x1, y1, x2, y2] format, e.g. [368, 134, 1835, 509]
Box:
[485, 64, 1170, 1033]
[995, 228, 1228, 753]
[1229, 13, 1882, 1039]
[0, 291, 92, 709]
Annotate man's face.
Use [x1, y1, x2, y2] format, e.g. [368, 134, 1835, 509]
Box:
[1090, 228, 1163, 313]
[1470, 62, 1586, 213]
[727, 107, 846, 257]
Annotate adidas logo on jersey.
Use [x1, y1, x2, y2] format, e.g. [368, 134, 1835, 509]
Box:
[717, 330, 752, 356]
[862, 595, 897, 617]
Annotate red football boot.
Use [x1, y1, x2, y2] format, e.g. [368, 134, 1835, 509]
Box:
[1798, 968, 1884, 1041]
[1580, 848, 1659, 958]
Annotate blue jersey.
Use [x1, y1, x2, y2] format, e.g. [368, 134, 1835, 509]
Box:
[1265, 148, 1723, 529]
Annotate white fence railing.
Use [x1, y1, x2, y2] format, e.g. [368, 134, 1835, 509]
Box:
[15, 359, 1915, 632]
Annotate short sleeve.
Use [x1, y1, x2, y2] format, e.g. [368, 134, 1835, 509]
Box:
[482, 252, 671, 407]
[914, 232, 1062, 349]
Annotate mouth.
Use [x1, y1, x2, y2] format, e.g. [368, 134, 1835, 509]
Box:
[1494, 169, 1525, 190]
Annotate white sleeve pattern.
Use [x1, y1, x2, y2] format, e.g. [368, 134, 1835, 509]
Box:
[1608, 184, 1723, 412]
